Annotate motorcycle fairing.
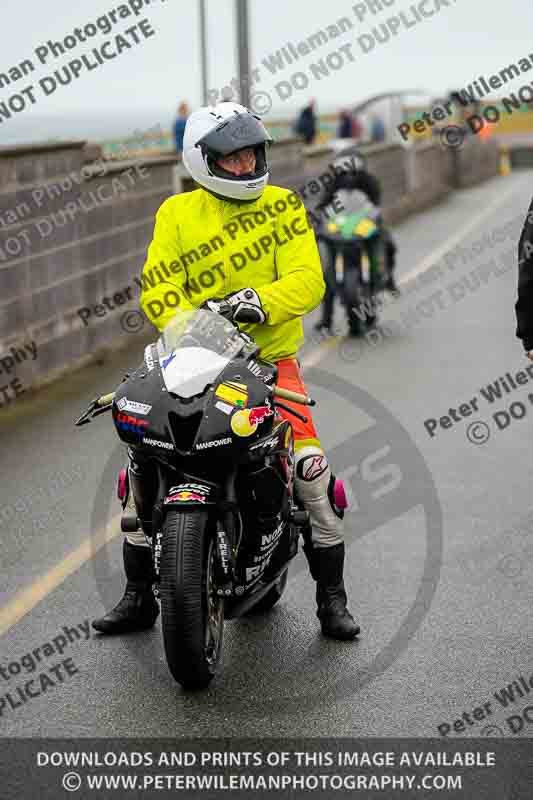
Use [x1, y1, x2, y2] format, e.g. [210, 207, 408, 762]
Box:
[326, 211, 378, 241]
[191, 360, 278, 454]
[113, 333, 284, 480]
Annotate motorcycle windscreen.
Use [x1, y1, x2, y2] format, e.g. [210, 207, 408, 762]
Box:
[156, 309, 245, 399]
[160, 346, 230, 398]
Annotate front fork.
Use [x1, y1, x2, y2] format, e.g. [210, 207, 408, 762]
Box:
[149, 462, 167, 599]
[213, 467, 239, 597]
[213, 521, 236, 597]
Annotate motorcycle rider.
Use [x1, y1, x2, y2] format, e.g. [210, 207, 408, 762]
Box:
[92, 102, 360, 641]
[313, 149, 398, 334]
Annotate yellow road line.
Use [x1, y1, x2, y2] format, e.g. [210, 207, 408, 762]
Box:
[0, 514, 121, 638]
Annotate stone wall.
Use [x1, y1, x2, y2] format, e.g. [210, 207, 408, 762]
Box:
[450, 138, 501, 188]
[0, 142, 174, 397]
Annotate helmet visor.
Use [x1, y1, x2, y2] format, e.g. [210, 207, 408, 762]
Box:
[196, 113, 272, 157]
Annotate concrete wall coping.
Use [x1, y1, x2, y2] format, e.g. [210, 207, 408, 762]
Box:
[0, 140, 87, 158]
[270, 136, 301, 147]
[83, 153, 182, 178]
[303, 140, 411, 159]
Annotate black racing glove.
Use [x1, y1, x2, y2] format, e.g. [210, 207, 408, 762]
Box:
[225, 288, 266, 324]
[201, 289, 266, 324]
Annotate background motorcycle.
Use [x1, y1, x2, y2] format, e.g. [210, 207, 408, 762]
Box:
[76, 308, 313, 689]
[317, 189, 387, 337]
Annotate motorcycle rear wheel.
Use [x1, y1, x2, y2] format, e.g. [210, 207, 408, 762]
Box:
[160, 509, 224, 689]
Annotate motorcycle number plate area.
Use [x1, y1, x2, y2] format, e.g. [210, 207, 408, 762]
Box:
[164, 482, 214, 505]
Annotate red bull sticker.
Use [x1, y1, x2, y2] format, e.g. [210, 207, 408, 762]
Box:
[165, 491, 207, 503]
[231, 401, 273, 437]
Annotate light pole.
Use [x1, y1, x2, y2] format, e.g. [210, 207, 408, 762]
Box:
[235, 0, 251, 107]
[199, 0, 209, 104]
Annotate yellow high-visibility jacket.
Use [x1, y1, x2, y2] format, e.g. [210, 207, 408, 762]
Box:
[139, 184, 325, 362]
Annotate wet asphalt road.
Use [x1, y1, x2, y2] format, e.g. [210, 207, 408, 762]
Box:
[1, 170, 533, 739]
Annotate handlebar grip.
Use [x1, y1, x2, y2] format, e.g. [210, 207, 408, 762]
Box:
[273, 385, 314, 406]
[98, 392, 115, 407]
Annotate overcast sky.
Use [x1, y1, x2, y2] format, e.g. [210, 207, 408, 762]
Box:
[1, 0, 533, 144]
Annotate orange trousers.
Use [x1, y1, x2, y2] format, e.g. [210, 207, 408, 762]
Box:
[275, 359, 321, 452]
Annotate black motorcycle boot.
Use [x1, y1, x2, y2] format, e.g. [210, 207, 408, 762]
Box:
[309, 543, 360, 640]
[303, 540, 325, 617]
[92, 539, 159, 634]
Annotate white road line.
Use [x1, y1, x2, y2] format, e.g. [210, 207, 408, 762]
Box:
[399, 181, 521, 285]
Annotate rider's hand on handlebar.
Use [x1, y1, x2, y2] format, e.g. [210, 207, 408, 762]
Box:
[203, 290, 266, 325]
[225, 288, 266, 324]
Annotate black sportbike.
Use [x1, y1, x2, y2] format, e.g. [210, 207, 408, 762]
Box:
[76, 307, 313, 689]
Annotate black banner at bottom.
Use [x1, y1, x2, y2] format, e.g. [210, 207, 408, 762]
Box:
[1, 738, 532, 799]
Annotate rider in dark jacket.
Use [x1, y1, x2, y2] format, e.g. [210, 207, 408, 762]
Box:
[314, 152, 398, 333]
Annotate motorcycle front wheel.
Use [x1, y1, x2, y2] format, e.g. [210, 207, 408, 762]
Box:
[159, 509, 224, 689]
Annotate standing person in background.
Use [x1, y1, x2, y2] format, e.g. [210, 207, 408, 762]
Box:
[337, 109, 353, 139]
[295, 100, 317, 145]
[370, 114, 386, 144]
[174, 101, 189, 154]
[351, 114, 362, 141]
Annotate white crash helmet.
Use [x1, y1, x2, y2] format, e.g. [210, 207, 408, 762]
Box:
[182, 101, 272, 201]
